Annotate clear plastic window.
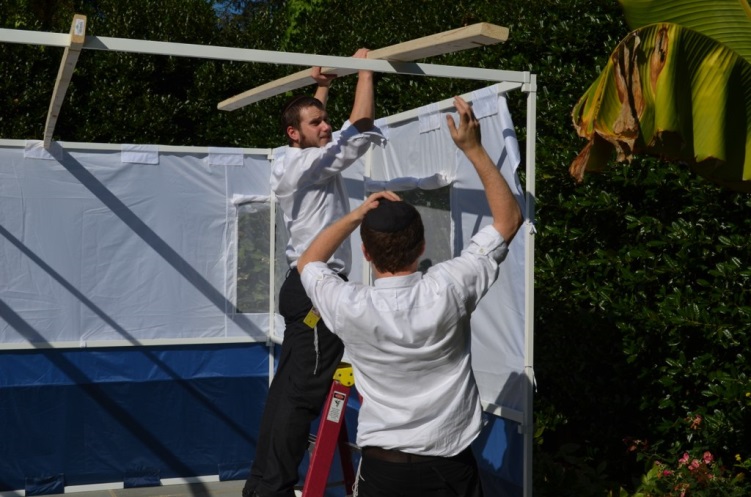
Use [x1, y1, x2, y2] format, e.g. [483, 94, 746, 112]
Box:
[236, 202, 287, 313]
[396, 186, 451, 273]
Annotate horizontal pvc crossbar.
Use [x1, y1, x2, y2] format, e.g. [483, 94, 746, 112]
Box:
[0, 28, 531, 84]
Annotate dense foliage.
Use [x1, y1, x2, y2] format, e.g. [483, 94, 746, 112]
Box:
[2, 1, 750, 495]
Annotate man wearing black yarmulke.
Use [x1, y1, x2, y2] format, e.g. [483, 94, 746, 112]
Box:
[297, 96, 523, 497]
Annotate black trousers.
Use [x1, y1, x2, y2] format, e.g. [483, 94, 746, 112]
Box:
[244, 269, 345, 497]
[356, 447, 484, 497]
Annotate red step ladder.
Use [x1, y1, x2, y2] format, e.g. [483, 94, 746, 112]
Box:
[301, 363, 357, 497]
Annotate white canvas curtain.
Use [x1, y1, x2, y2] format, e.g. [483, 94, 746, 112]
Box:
[0, 143, 274, 346]
[365, 88, 526, 411]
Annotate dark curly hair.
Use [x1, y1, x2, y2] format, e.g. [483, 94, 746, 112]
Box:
[360, 208, 424, 273]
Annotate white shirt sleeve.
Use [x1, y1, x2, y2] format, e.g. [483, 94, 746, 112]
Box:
[278, 122, 385, 195]
[300, 262, 347, 332]
[426, 225, 508, 313]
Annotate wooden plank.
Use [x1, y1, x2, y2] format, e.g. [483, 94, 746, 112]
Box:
[43, 14, 86, 149]
[217, 22, 508, 111]
[367, 22, 509, 61]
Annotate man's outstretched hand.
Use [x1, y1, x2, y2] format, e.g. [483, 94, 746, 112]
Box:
[311, 66, 336, 88]
[446, 96, 482, 154]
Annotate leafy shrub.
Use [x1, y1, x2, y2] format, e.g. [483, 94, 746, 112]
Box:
[625, 450, 751, 497]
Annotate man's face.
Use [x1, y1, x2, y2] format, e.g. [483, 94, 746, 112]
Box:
[290, 106, 332, 148]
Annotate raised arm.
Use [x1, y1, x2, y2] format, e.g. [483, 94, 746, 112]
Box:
[311, 66, 336, 108]
[447, 96, 523, 242]
[297, 191, 400, 274]
[348, 48, 375, 132]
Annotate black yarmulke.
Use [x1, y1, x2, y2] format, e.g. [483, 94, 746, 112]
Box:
[362, 198, 419, 233]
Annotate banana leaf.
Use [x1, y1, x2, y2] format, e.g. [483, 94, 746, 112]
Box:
[571, 0, 751, 192]
[622, 0, 751, 60]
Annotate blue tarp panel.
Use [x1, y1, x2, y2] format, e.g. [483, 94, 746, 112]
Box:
[475, 414, 524, 497]
[0, 344, 269, 492]
[0, 344, 521, 496]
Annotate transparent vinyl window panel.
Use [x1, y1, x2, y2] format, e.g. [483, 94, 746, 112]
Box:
[396, 186, 451, 272]
[236, 202, 288, 313]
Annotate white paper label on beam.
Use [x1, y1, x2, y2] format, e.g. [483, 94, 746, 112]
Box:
[24, 140, 63, 161]
[121, 144, 159, 164]
[417, 102, 441, 133]
[471, 85, 499, 119]
[208, 147, 244, 166]
[74, 19, 86, 36]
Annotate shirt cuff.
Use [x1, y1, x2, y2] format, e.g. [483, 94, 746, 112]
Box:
[340, 120, 387, 146]
[467, 225, 508, 262]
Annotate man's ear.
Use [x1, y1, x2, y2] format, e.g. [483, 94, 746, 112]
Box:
[286, 126, 299, 144]
[419, 241, 426, 256]
[362, 243, 372, 262]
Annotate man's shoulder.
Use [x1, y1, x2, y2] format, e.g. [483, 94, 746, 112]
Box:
[272, 146, 323, 191]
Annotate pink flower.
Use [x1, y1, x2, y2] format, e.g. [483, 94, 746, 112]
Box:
[703, 451, 714, 464]
[662, 469, 673, 476]
[689, 415, 702, 430]
[689, 459, 701, 471]
[678, 452, 690, 466]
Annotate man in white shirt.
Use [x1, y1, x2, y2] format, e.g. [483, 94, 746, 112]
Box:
[296, 96, 523, 497]
[243, 49, 385, 497]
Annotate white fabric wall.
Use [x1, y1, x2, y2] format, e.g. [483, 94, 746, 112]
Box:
[0, 143, 276, 346]
[0, 86, 526, 411]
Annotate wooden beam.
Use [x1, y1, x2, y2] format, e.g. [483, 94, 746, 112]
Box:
[43, 14, 86, 149]
[217, 23, 509, 112]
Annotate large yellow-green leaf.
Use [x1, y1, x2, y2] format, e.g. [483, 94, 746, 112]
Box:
[571, 22, 751, 192]
[621, 0, 751, 63]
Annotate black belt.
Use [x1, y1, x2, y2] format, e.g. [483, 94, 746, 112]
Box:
[361, 446, 438, 463]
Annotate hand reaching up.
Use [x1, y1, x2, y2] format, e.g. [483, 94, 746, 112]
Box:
[446, 96, 482, 154]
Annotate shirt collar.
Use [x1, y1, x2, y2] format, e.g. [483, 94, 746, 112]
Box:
[373, 271, 422, 288]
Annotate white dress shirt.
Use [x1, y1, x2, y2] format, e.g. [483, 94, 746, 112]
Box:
[271, 122, 384, 274]
[301, 225, 509, 456]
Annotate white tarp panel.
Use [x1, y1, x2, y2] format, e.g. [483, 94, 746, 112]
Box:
[0, 143, 275, 346]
